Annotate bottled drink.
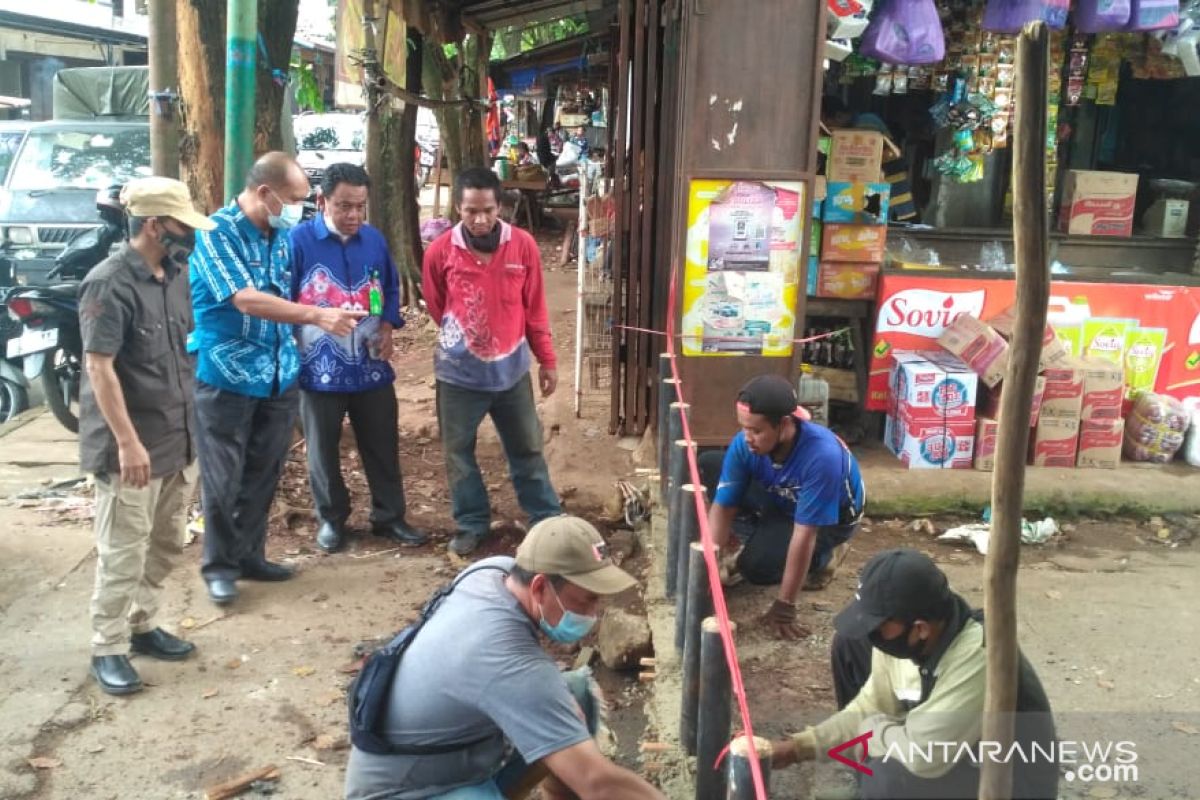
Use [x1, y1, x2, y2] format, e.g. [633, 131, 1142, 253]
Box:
[368, 269, 383, 316]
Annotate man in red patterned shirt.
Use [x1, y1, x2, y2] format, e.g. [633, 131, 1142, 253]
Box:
[422, 167, 562, 555]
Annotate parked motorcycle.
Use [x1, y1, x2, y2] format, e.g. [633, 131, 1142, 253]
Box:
[0, 285, 31, 424]
[4, 185, 125, 433]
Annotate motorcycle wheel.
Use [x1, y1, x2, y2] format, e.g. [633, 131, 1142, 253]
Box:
[0, 378, 29, 424]
[42, 347, 81, 433]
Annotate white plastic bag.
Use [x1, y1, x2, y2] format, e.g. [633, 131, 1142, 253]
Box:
[1184, 409, 1200, 467]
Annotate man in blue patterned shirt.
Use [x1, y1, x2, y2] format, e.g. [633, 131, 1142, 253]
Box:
[289, 163, 427, 553]
[190, 152, 365, 606]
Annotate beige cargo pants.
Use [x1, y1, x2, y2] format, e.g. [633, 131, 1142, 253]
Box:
[90, 463, 197, 656]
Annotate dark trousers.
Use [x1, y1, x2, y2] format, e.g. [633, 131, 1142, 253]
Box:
[697, 448, 858, 585]
[436, 375, 561, 537]
[195, 381, 299, 581]
[300, 385, 407, 528]
[832, 634, 981, 800]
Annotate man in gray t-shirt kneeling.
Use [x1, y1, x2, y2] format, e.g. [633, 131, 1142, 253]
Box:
[344, 516, 665, 800]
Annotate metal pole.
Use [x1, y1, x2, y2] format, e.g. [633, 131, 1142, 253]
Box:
[148, 0, 179, 178]
[673, 483, 704, 651]
[680, 542, 716, 756]
[696, 617, 735, 800]
[573, 163, 589, 418]
[727, 736, 772, 800]
[223, 0, 258, 202]
[664, 438, 693, 599]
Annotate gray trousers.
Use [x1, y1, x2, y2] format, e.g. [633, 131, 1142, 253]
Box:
[195, 381, 299, 581]
[299, 384, 407, 528]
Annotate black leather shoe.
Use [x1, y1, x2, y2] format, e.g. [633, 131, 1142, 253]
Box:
[374, 521, 429, 547]
[206, 578, 239, 605]
[448, 531, 485, 556]
[316, 521, 344, 553]
[90, 655, 142, 695]
[240, 559, 295, 582]
[131, 627, 195, 661]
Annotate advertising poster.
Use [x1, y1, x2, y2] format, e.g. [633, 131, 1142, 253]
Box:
[867, 273, 1200, 410]
[680, 180, 804, 356]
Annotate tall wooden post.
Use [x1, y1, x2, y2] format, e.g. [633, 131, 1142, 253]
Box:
[980, 21, 1051, 800]
[148, 0, 179, 178]
[361, 0, 385, 225]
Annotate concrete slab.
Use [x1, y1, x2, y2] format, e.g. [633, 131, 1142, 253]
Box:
[0, 408, 82, 497]
[857, 442, 1200, 517]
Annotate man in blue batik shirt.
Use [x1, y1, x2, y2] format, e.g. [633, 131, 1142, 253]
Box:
[190, 152, 365, 606]
[289, 163, 427, 553]
[699, 374, 866, 641]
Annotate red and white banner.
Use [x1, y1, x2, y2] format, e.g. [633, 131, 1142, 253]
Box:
[868, 273, 1200, 411]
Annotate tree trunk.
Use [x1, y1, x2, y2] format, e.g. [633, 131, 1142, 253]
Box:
[254, 0, 300, 154]
[383, 27, 425, 304]
[176, 0, 299, 211]
[176, 0, 225, 211]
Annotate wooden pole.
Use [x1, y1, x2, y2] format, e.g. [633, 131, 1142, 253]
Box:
[362, 0, 384, 226]
[665, 438, 694, 599]
[980, 20, 1051, 800]
[726, 735, 771, 800]
[674, 483, 704, 651]
[680, 541, 716, 756]
[696, 617, 734, 800]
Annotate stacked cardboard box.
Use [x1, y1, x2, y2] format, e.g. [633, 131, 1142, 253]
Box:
[815, 132, 888, 301]
[1077, 359, 1125, 468]
[885, 352, 978, 469]
[1032, 359, 1086, 467]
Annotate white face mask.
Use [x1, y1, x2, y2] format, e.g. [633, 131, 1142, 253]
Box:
[323, 213, 349, 242]
[267, 189, 304, 230]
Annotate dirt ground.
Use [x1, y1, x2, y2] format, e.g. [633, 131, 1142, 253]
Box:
[1, 229, 1198, 799]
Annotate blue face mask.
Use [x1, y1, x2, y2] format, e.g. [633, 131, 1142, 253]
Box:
[538, 583, 596, 644]
[268, 189, 304, 230]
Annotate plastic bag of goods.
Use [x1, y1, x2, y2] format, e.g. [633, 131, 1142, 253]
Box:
[1123, 392, 1188, 463]
[1184, 409, 1200, 467]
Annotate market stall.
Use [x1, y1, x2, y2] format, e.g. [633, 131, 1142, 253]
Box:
[795, 0, 1200, 470]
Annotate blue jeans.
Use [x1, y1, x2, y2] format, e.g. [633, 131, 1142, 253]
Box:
[426, 668, 598, 800]
[436, 375, 561, 537]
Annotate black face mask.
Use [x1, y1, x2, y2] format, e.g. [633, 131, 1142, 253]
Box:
[159, 224, 196, 269]
[464, 223, 502, 253]
[869, 621, 926, 661]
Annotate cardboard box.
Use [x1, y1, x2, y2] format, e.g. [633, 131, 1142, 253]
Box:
[823, 182, 891, 225]
[806, 255, 819, 296]
[828, 129, 885, 183]
[821, 224, 887, 263]
[977, 376, 1047, 427]
[1077, 418, 1125, 469]
[937, 315, 1010, 388]
[986, 307, 1069, 371]
[974, 417, 1000, 471]
[1031, 416, 1081, 467]
[809, 219, 823, 259]
[812, 366, 858, 404]
[1058, 170, 1139, 237]
[889, 352, 978, 422]
[1080, 359, 1125, 420]
[885, 412, 976, 469]
[1040, 359, 1086, 419]
[817, 262, 880, 300]
[1143, 198, 1189, 238]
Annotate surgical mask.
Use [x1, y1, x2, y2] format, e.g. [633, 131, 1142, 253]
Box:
[538, 583, 596, 644]
[159, 225, 196, 269]
[268, 190, 304, 230]
[464, 222, 502, 253]
[323, 213, 349, 242]
[869, 621, 925, 661]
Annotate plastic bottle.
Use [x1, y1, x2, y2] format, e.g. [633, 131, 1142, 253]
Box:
[368, 270, 383, 316]
[797, 365, 830, 428]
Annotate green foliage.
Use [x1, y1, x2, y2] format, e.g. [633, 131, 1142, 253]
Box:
[490, 16, 589, 61]
[290, 61, 325, 113]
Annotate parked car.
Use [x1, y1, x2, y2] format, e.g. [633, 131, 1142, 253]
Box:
[294, 112, 366, 187]
[0, 120, 149, 285]
[0, 120, 31, 191]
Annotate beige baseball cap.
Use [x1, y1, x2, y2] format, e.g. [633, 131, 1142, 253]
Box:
[516, 516, 638, 595]
[120, 177, 216, 231]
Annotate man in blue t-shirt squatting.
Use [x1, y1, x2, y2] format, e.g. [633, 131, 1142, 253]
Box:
[700, 374, 866, 640]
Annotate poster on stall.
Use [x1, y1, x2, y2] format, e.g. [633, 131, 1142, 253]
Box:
[680, 179, 804, 356]
[867, 273, 1200, 410]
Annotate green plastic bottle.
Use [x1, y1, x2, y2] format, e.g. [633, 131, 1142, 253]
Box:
[368, 269, 382, 316]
